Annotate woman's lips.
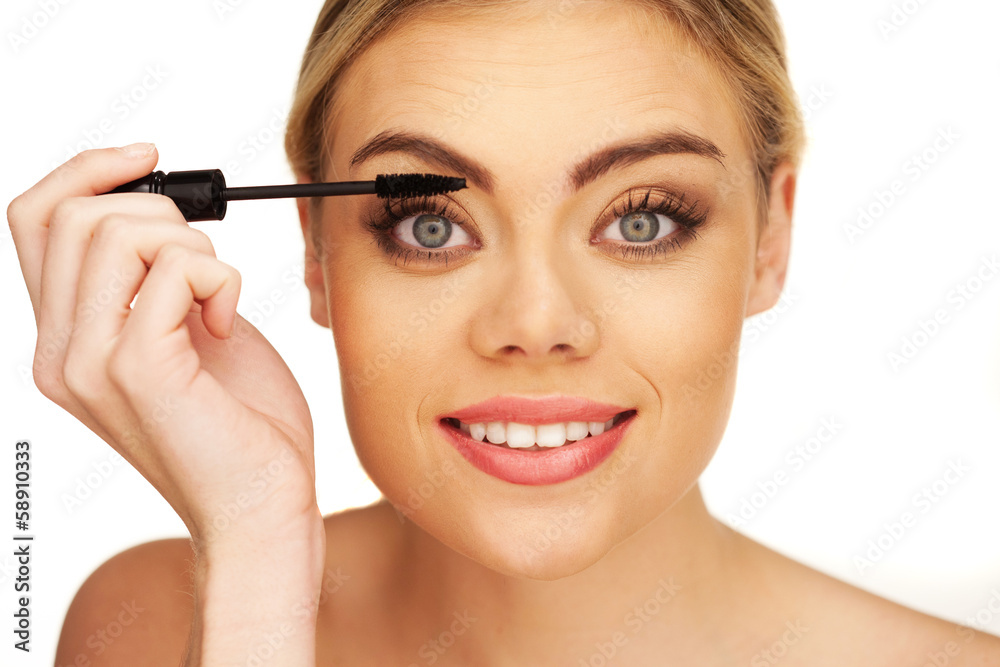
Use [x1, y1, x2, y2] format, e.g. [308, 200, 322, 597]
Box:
[438, 410, 637, 486]
[442, 410, 634, 450]
[440, 394, 632, 425]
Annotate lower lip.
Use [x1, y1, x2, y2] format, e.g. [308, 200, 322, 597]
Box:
[438, 412, 636, 486]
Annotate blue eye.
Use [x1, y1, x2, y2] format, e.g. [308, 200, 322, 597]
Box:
[593, 188, 708, 261]
[393, 213, 474, 250]
[363, 186, 708, 266]
[363, 195, 476, 266]
[604, 211, 673, 243]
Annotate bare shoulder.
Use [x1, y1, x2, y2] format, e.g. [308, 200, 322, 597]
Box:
[316, 498, 410, 662]
[320, 499, 403, 614]
[54, 502, 405, 666]
[321, 496, 406, 585]
[730, 528, 1000, 665]
[55, 537, 196, 666]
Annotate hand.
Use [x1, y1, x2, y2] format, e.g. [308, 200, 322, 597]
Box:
[7, 144, 321, 548]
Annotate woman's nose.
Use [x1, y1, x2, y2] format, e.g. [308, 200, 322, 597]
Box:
[468, 248, 600, 363]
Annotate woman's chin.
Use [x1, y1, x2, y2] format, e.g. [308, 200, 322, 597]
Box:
[496, 549, 610, 582]
[434, 510, 625, 581]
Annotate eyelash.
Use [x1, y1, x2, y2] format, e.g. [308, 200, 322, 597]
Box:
[363, 186, 708, 266]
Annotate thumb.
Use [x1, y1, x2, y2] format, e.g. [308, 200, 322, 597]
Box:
[17, 143, 160, 224]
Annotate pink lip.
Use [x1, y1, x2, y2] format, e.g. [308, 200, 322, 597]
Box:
[439, 395, 632, 425]
[438, 411, 636, 486]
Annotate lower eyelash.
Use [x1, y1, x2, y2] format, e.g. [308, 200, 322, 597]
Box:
[372, 236, 471, 267]
[612, 228, 702, 261]
[604, 187, 707, 261]
[365, 196, 469, 266]
[364, 187, 708, 265]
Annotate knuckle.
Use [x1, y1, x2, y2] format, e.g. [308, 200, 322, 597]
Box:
[59, 150, 91, 179]
[66, 148, 99, 170]
[62, 350, 97, 402]
[6, 194, 27, 230]
[31, 359, 63, 401]
[188, 227, 216, 257]
[226, 264, 242, 289]
[48, 198, 83, 232]
[93, 213, 131, 246]
[32, 330, 70, 396]
[106, 346, 137, 392]
[156, 242, 189, 269]
[151, 193, 187, 224]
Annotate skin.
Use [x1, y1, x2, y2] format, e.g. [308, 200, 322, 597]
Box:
[313, 0, 762, 571]
[294, 2, 1000, 664]
[29, 1, 1000, 664]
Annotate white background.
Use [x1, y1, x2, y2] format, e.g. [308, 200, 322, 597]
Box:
[1, 0, 999, 664]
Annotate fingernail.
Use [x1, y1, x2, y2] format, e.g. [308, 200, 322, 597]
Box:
[116, 142, 156, 158]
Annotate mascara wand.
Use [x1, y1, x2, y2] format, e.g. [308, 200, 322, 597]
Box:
[103, 169, 467, 221]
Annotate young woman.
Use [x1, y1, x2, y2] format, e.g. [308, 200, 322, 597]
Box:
[8, 0, 999, 664]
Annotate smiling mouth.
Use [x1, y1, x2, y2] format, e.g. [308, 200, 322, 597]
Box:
[441, 410, 636, 451]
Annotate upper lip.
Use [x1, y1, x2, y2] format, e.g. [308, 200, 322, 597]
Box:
[440, 395, 633, 425]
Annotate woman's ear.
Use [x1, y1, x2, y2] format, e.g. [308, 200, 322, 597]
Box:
[746, 161, 796, 318]
[295, 173, 331, 328]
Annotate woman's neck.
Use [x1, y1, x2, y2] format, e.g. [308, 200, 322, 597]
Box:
[393, 483, 747, 664]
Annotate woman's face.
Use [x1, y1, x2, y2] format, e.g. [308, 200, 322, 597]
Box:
[301, 1, 791, 579]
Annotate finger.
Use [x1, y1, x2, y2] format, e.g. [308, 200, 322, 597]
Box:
[35, 194, 187, 380]
[46, 212, 210, 447]
[122, 243, 240, 347]
[64, 214, 217, 385]
[7, 143, 159, 314]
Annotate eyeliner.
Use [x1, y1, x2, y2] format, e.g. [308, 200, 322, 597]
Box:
[103, 169, 467, 221]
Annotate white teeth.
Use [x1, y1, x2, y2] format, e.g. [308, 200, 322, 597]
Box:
[469, 422, 486, 441]
[486, 422, 506, 444]
[459, 415, 623, 449]
[506, 422, 535, 448]
[535, 423, 567, 448]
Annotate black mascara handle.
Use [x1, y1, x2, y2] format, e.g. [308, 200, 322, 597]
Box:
[106, 169, 228, 221]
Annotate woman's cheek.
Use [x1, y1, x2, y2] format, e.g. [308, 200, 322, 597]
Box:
[328, 270, 462, 472]
[610, 259, 746, 469]
[324, 263, 409, 447]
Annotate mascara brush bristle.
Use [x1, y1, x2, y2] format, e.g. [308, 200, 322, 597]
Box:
[375, 173, 467, 199]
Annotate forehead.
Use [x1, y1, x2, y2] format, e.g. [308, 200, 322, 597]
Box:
[327, 1, 748, 190]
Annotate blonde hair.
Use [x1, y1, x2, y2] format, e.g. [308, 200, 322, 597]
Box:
[284, 0, 806, 248]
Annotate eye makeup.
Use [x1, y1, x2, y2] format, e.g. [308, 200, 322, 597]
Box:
[362, 184, 709, 266]
[593, 186, 708, 262]
[365, 195, 477, 267]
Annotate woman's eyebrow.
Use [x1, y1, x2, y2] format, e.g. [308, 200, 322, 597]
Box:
[349, 128, 727, 196]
